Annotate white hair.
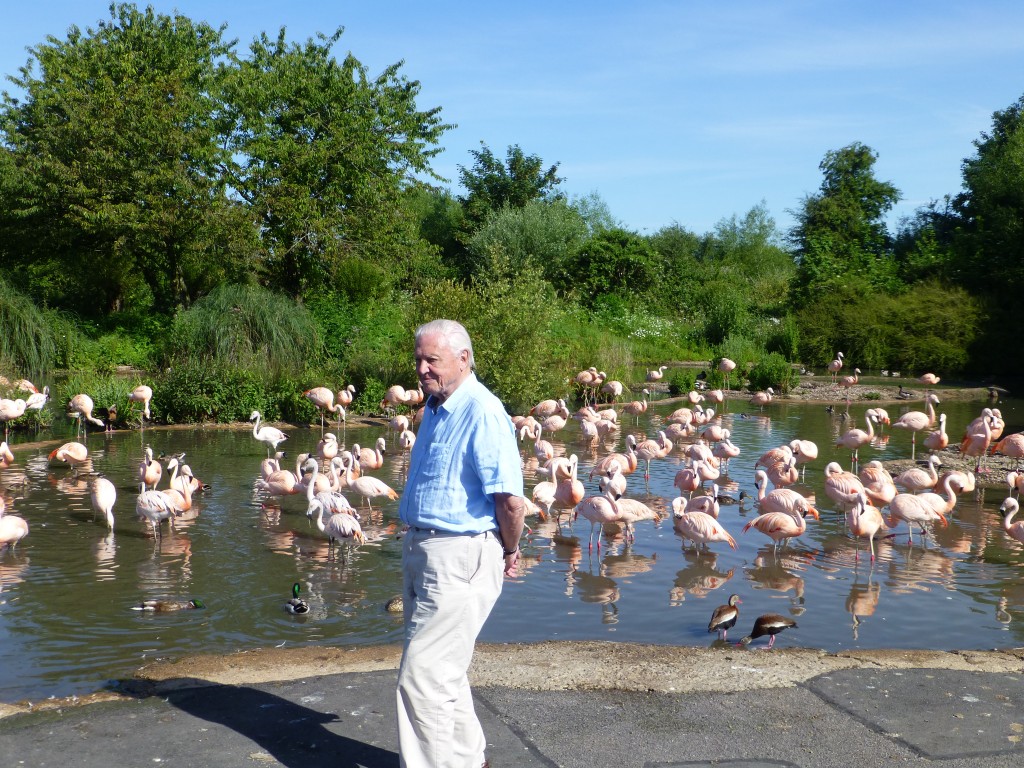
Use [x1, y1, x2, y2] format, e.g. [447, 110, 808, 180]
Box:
[415, 319, 475, 369]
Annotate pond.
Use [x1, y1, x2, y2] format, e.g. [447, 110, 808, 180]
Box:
[0, 385, 1022, 703]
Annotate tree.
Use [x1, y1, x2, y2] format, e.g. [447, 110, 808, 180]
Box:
[457, 143, 563, 234]
[465, 199, 587, 283]
[221, 27, 453, 298]
[0, 3, 246, 319]
[559, 228, 662, 309]
[789, 143, 901, 305]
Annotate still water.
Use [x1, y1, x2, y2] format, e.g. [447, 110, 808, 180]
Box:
[0, 389, 1022, 703]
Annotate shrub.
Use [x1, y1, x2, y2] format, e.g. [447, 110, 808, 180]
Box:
[668, 369, 696, 396]
[747, 352, 796, 393]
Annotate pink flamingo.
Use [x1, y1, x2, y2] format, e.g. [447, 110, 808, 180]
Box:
[894, 454, 941, 493]
[712, 431, 741, 472]
[887, 492, 949, 546]
[673, 462, 702, 498]
[589, 434, 638, 479]
[304, 387, 343, 434]
[620, 389, 650, 425]
[751, 470, 819, 519]
[575, 486, 623, 552]
[718, 357, 737, 392]
[250, 411, 288, 457]
[993, 434, 1024, 470]
[846, 491, 888, 561]
[345, 456, 399, 510]
[923, 413, 948, 452]
[918, 372, 941, 387]
[89, 475, 117, 529]
[138, 446, 163, 490]
[827, 351, 844, 382]
[858, 461, 896, 507]
[635, 430, 669, 479]
[836, 411, 876, 467]
[0, 510, 29, 549]
[755, 444, 793, 472]
[0, 398, 27, 440]
[646, 365, 668, 384]
[838, 367, 861, 407]
[353, 437, 386, 471]
[743, 487, 819, 551]
[824, 461, 865, 511]
[0, 440, 14, 469]
[49, 441, 90, 467]
[960, 410, 995, 474]
[672, 495, 737, 551]
[764, 457, 798, 489]
[789, 438, 818, 479]
[127, 384, 153, 424]
[612, 498, 660, 542]
[1001, 497, 1024, 545]
[530, 397, 565, 419]
[891, 393, 940, 460]
[1006, 471, 1024, 498]
[601, 379, 624, 402]
[749, 388, 774, 411]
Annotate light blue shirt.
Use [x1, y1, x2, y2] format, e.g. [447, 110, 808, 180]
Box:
[399, 373, 523, 533]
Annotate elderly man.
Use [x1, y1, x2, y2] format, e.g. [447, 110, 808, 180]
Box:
[397, 319, 525, 768]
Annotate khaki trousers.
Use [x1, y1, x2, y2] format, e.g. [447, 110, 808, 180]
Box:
[397, 528, 503, 768]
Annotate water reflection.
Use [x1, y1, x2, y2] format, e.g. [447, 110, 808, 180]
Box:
[1, 391, 1024, 702]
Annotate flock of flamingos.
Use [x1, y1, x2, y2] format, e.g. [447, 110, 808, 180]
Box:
[1, 353, 1024, 644]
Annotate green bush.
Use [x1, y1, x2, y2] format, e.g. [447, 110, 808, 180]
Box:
[747, 352, 796, 393]
[668, 369, 696, 396]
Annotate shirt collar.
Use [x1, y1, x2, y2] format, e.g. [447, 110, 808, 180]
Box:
[428, 372, 477, 414]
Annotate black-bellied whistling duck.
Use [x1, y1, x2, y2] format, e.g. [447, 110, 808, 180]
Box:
[738, 613, 797, 649]
[708, 594, 741, 640]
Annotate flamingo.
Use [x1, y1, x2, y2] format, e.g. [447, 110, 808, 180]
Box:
[918, 372, 941, 387]
[673, 462, 702, 498]
[858, 461, 897, 507]
[589, 434, 639, 479]
[891, 393, 940, 460]
[718, 357, 737, 392]
[389, 414, 410, 433]
[672, 495, 737, 551]
[824, 461, 865, 511]
[751, 470, 819, 517]
[755, 444, 793, 472]
[529, 397, 565, 419]
[0, 440, 13, 469]
[336, 384, 357, 409]
[345, 456, 399, 510]
[0, 511, 29, 549]
[992, 433, 1024, 470]
[744, 476, 819, 552]
[598, 463, 628, 499]
[838, 368, 861, 407]
[620, 389, 650, 425]
[894, 454, 941, 493]
[836, 412, 876, 467]
[49, 441, 90, 467]
[600, 379, 624, 402]
[0, 398, 27, 440]
[712, 432, 741, 472]
[886, 476, 955, 546]
[646, 365, 668, 384]
[304, 386, 343, 434]
[25, 385, 49, 412]
[138, 446, 163, 490]
[353, 437, 387, 470]
[311, 503, 365, 549]
[923, 413, 949, 453]
[789, 438, 818, 479]
[763, 457, 797, 489]
[398, 428, 416, 454]
[960, 410, 995, 474]
[708, 594, 742, 640]
[846, 492, 888, 562]
[540, 410, 569, 434]
[89, 475, 117, 529]
[256, 452, 301, 497]
[250, 411, 288, 457]
[749, 388, 774, 411]
[127, 384, 153, 423]
[1001, 497, 1024, 545]
[635, 430, 670, 479]
[159, 458, 193, 513]
[828, 351, 844, 383]
[575, 486, 623, 552]
[135, 482, 179, 539]
[739, 614, 797, 649]
[614, 498, 661, 542]
[66, 394, 103, 438]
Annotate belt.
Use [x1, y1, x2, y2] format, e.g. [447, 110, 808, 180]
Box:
[409, 526, 497, 537]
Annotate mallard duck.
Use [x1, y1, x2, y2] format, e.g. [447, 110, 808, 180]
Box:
[285, 582, 309, 614]
[133, 599, 205, 612]
[385, 594, 404, 613]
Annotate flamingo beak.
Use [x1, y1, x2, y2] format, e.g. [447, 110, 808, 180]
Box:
[807, 506, 820, 520]
[936, 511, 948, 527]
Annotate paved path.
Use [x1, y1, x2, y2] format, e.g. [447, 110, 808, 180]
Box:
[2, 647, 1023, 767]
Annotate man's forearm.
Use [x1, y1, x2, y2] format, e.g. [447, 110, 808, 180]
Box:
[494, 493, 525, 553]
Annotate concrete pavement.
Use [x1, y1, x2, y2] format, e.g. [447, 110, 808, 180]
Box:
[1, 643, 1023, 767]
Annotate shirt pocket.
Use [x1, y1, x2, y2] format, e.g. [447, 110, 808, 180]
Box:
[422, 442, 453, 478]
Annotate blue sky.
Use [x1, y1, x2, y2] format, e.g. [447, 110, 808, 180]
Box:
[3, 2, 1023, 237]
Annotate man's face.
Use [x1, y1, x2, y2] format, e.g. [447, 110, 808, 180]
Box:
[415, 332, 470, 403]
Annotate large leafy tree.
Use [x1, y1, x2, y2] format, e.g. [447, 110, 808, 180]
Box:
[789, 142, 901, 305]
[220, 28, 452, 298]
[0, 3, 249, 319]
[457, 143, 563, 233]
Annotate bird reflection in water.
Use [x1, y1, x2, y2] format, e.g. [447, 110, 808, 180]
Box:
[570, 563, 620, 624]
[745, 552, 811, 613]
[0, 554, 29, 599]
[93, 532, 117, 581]
[885, 544, 954, 594]
[845, 566, 880, 641]
[668, 549, 734, 606]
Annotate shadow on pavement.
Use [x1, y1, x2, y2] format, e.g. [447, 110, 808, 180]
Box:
[161, 680, 399, 768]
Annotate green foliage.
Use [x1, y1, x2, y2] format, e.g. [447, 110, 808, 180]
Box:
[465, 199, 588, 283]
[0, 277, 57, 377]
[789, 143, 902, 305]
[458, 143, 564, 232]
[747, 353, 796, 393]
[157, 359, 283, 423]
[560, 228, 664, 310]
[351, 376, 388, 417]
[764, 315, 800, 361]
[667, 369, 696, 396]
[168, 283, 320, 377]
